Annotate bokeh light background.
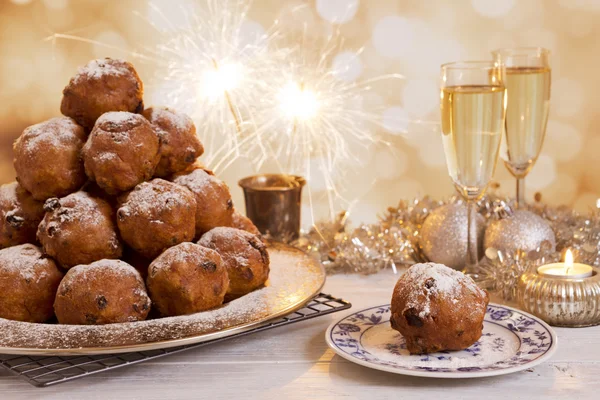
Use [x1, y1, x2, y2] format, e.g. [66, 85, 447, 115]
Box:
[1, 0, 599, 227]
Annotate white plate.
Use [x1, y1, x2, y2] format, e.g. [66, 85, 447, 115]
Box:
[325, 303, 557, 378]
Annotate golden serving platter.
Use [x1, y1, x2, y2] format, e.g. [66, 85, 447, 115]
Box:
[0, 242, 325, 356]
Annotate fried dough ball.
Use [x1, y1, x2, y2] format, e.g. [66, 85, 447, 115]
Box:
[147, 242, 228, 316]
[390, 263, 489, 354]
[54, 259, 151, 325]
[117, 179, 196, 259]
[122, 246, 151, 281]
[81, 181, 117, 207]
[0, 182, 45, 248]
[142, 107, 204, 177]
[172, 168, 234, 237]
[198, 227, 269, 297]
[0, 244, 63, 322]
[179, 158, 210, 174]
[82, 112, 161, 194]
[230, 211, 261, 236]
[61, 58, 144, 129]
[13, 117, 86, 201]
[37, 191, 122, 269]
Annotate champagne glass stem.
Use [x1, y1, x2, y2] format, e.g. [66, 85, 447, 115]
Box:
[466, 200, 479, 272]
[516, 177, 525, 208]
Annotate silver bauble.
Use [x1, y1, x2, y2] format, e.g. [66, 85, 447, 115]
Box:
[419, 203, 485, 270]
[484, 210, 556, 254]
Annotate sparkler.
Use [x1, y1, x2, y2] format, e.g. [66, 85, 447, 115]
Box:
[139, 0, 282, 167]
[237, 20, 404, 216]
[44, 0, 405, 220]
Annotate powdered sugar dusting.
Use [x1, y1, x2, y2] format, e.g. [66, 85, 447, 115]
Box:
[0, 243, 324, 353]
[172, 169, 233, 229]
[173, 169, 219, 193]
[397, 263, 483, 319]
[199, 227, 262, 269]
[46, 192, 109, 228]
[200, 226, 255, 244]
[145, 107, 193, 133]
[168, 111, 193, 132]
[121, 179, 193, 218]
[98, 111, 140, 126]
[37, 192, 122, 267]
[0, 244, 57, 283]
[73, 58, 128, 83]
[62, 259, 145, 289]
[19, 117, 84, 155]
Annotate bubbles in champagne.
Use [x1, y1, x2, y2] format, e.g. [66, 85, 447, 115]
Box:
[441, 85, 505, 199]
[503, 67, 551, 177]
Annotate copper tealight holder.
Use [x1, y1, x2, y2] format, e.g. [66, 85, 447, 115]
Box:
[238, 174, 306, 242]
[517, 264, 600, 327]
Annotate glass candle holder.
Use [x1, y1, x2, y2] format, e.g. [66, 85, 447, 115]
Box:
[238, 174, 306, 242]
[517, 266, 600, 327]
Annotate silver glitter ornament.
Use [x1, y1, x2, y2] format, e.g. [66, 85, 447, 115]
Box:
[419, 203, 485, 270]
[294, 193, 600, 277]
[484, 210, 556, 255]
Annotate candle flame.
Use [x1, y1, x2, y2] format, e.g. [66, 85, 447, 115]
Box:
[564, 249, 574, 275]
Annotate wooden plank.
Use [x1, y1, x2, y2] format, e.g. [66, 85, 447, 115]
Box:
[0, 271, 598, 399]
[0, 360, 596, 400]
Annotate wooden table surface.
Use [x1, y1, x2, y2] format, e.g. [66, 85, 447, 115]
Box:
[1, 270, 597, 399]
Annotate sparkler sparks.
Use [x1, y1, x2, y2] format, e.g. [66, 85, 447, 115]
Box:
[201, 62, 244, 102]
[278, 81, 319, 121]
[239, 20, 404, 214]
[141, 0, 282, 167]
[44, 0, 406, 219]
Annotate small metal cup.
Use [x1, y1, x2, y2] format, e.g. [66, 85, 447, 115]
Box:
[238, 174, 306, 242]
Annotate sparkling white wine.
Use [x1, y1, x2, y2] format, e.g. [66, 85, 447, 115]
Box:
[502, 66, 551, 177]
[441, 85, 505, 199]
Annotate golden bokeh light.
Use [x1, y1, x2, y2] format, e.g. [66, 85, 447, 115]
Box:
[0, 0, 598, 224]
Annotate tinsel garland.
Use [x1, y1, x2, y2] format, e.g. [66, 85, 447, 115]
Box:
[293, 197, 438, 274]
[292, 193, 600, 299]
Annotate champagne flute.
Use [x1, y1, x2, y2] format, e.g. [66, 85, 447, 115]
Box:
[492, 47, 551, 207]
[440, 61, 506, 272]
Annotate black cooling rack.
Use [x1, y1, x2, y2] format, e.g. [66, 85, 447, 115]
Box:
[0, 293, 350, 388]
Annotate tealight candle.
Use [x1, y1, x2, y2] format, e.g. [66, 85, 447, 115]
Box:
[519, 249, 600, 327]
[537, 249, 593, 279]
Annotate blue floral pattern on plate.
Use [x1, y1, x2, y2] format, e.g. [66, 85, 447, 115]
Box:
[325, 303, 557, 378]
